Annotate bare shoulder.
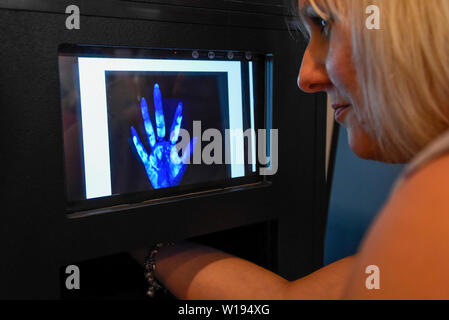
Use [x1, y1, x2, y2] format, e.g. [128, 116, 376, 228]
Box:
[343, 154, 449, 299]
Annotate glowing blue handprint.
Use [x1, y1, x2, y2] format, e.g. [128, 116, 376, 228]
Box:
[130, 83, 196, 189]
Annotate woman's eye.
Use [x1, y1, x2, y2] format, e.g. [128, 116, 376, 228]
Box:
[319, 18, 327, 27]
[311, 17, 331, 37]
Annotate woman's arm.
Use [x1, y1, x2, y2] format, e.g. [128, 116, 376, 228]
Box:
[133, 242, 354, 300]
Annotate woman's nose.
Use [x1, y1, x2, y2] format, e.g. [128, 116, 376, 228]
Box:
[297, 47, 332, 93]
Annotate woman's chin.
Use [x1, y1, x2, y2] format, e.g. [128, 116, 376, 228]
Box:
[346, 127, 383, 161]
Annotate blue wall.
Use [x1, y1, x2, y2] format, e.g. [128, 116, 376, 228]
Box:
[324, 125, 404, 265]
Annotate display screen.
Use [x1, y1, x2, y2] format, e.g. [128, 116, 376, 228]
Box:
[59, 46, 265, 212]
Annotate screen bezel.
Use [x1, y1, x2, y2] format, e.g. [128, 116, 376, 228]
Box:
[58, 44, 270, 214]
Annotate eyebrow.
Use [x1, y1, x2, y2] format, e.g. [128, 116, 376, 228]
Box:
[299, 5, 321, 27]
[294, 4, 312, 37]
[304, 3, 329, 19]
[299, 4, 311, 19]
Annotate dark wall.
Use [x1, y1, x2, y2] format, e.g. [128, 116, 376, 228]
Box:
[0, 0, 327, 299]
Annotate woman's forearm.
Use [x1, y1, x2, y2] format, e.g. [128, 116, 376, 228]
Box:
[132, 242, 355, 300]
[283, 255, 355, 299]
[151, 241, 288, 299]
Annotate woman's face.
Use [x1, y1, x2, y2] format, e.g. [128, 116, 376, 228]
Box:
[297, 1, 381, 160]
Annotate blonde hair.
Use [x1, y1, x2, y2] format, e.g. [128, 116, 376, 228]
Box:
[304, 0, 449, 162]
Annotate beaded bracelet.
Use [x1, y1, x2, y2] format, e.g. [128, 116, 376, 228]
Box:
[144, 242, 174, 298]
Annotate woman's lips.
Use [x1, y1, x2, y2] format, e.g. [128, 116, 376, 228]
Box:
[332, 104, 351, 122]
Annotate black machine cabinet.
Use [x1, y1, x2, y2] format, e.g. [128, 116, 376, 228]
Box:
[0, 0, 328, 299]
